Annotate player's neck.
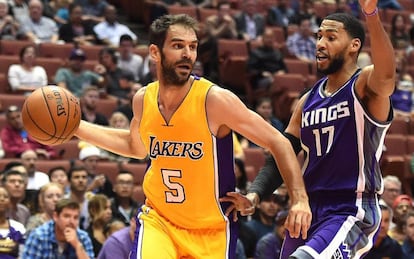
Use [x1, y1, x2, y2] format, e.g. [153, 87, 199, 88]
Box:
[158, 77, 194, 111]
[325, 65, 359, 93]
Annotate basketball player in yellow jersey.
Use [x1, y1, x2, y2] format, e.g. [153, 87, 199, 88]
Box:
[74, 14, 311, 258]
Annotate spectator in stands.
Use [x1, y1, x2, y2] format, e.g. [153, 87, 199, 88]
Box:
[102, 219, 125, 238]
[378, 0, 402, 10]
[234, 158, 249, 195]
[247, 27, 287, 90]
[26, 182, 64, 234]
[93, 5, 137, 47]
[110, 171, 139, 226]
[244, 192, 284, 241]
[52, 0, 70, 26]
[49, 166, 70, 194]
[290, 0, 321, 33]
[254, 209, 288, 259]
[389, 194, 413, 244]
[117, 34, 144, 82]
[266, 0, 295, 28]
[390, 13, 410, 52]
[364, 203, 404, 259]
[65, 166, 93, 230]
[97, 47, 130, 104]
[234, 0, 265, 42]
[381, 175, 402, 209]
[58, 3, 98, 45]
[286, 14, 316, 63]
[97, 215, 138, 259]
[0, 186, 25, 258]
[0, 0, 19, 40]
[391, 52, 414, 117]
[87, 194, 112, 256]
[0, 105, 57, 159]
[80, 86, 109, 125]
[139, 57, 157, 86]
[105, 112, 131, 162]
[7, 44, 48, 94]
[199, 1, 237, 81]
[75, 0, 108, 24]
[8, 0, 29, 24]
[55, 48, 104, 97]
[2, 170, 30, 225]
[20, 0, 59, 43]
[116, 82, 142, 121]
[78, 145, 114, 197]
[403, 210, 414, 258]
[21, 149, 50, 190]
[23, 198, 95, 258]
[241, 98, 285, 148]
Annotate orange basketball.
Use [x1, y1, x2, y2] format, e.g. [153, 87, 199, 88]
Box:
[22, 86, 81, 146]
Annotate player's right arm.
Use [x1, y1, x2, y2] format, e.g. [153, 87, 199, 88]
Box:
[75, 88, 147, 159]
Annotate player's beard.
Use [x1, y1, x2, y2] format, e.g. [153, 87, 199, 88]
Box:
[160, 51, 192, 86]
[317, 49, 346, 75]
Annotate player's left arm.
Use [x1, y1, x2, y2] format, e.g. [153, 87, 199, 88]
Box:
[208, 86, 311, 239]
[356, 0, 396, 121]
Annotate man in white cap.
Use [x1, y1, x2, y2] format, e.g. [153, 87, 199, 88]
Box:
[79, 145, 114, 196]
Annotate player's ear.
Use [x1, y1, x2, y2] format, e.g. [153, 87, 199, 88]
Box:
[149, 44, 160, 62]
[350, 38, 361, 53]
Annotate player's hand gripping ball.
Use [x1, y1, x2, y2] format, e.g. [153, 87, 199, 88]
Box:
[22, 86, 81, 145]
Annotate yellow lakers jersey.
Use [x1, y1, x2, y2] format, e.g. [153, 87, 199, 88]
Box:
[139, 77, 235, 229]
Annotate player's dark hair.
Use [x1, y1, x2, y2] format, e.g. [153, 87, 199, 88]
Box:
[324, 13, 365, 53]
[149, 14, 199, 51]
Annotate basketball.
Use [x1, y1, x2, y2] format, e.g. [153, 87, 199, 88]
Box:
[22, 86, 81, 146]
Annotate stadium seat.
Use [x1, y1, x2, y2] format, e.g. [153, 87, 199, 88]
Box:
[0, 73, 10, 93]
[95, 98, 118, 119]
[388, 116, 410, 135]
[243, 148, 266, 181]
[383, 134, 408, 157]
[36, 57, 64, 84]
[81, 45, 103, 61]
[167, 5, 198, 19]
[36, 160, 72, 174]
[0, 40, 35, 56]
[0, 55, 19, 74]
[198, 8, 218, 23]
[0, 94, 26, 110]
[54, 139, 80, 160]
[38, 42, 74, 59]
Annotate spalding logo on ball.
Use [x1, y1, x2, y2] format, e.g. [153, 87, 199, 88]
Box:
[22, 86, 81, 146]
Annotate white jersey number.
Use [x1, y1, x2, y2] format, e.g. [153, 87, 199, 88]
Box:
[312, 126, 334, 156]
[161, 169, 185, 203]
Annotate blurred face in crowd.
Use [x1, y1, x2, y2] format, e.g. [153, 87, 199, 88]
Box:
[0, 187, 10, 214]
[70, 5, 83, 24]
[81, 89, 99, 110]
[22, 46, 37, 66]
[50, 168, 69, 188]
[70, 170, 88, 193]
[29, 0, 43, 22]
[53, 207, 80, 233]
[21, 150, 38, 175]
[119, 39, 134, 59]
[0, 2, 9, 18]
[381, 181, 401, 207]
[4, 174, 25, 201]
[256, 99, 273, 120]
[377, 207, 391, 240]
[41, 185, 64, 215]
[114, 173, 134, 198]
[406, 215, 414, 243]
[6, 108, 23, 131]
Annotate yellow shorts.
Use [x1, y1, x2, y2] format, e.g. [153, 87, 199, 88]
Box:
[131, 205, 238, 259]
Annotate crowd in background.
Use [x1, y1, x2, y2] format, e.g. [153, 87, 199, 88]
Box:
[0, 0, 411, 258]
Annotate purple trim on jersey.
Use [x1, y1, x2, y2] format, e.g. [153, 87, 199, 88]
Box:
[216, 132, 238, 259]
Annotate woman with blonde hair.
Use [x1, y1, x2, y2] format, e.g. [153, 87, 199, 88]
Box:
[25, 183, 64, 234]
[87, 194, 112, 256]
